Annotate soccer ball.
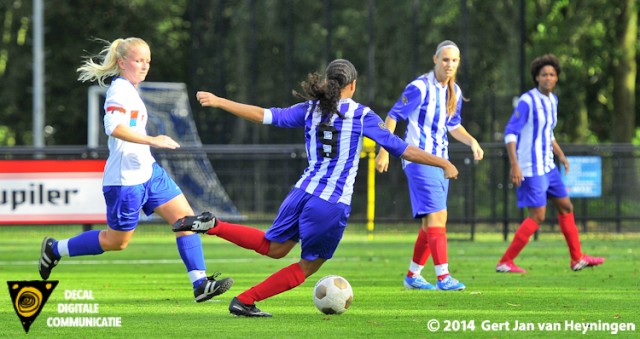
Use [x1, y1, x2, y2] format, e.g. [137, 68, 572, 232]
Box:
[312, 275, 353, 315]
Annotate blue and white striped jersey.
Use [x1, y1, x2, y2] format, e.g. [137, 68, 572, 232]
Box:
[388, 71, 462, 165]
[264, 98, 409, 205]
[504, 88, 558, 177]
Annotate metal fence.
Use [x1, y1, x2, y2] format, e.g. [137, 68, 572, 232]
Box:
[2, 144, 639, 238]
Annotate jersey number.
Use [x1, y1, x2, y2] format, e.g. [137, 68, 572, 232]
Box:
[318, 123, 339, 158]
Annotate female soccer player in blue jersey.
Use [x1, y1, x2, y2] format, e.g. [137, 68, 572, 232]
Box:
[495, 54, 604, 273]
[375, 40, 484, 291]
[38, 37, 233, 302]
[175, 59, 459, 317]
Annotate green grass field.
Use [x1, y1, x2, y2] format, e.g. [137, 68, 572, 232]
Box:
[1, 226, 638, 338]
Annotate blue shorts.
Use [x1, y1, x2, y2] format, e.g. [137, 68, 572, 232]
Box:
[404, 163, 449, 218]
[516, 167, 568, 208]
[265, 187, 350, 261]
[103, 162, 182, 231]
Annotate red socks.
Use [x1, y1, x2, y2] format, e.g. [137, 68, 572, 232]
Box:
[558, 212, 583, 261]
[426, 227, 449, 279]
[408, 228, 430, 277]
[500, 217, 539, 263]
[207, 220, 270, 255]
[238, 263, 306, 305]
[427, 227, 447, 265]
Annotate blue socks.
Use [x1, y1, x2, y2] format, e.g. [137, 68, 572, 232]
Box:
[176, 234, 207, 289]
[67, 230, 104, 256]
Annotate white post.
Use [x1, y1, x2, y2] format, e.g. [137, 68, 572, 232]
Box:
[32, 0, 44, 149]
[87, 85, 105, 148]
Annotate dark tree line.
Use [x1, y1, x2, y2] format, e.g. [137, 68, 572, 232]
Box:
[0, 0, 637, 146]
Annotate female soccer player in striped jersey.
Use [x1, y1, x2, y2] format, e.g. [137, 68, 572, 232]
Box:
[39, 37, 233, 303]
[495, 54, 604, 273]
[176, 59, 459, 317]
[375, 40, 484, 291]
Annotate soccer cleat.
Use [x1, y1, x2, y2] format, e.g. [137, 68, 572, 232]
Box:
[229, 297, 272, 317]
[403, 274, 436, 290]
[571, 255, 605, 271]
[173, 212, 217, 233]
[436, 275, 466, 291]
[496, 261, 527, 273]
[194, 273, 234, 302]
[39, 237, 60, 280]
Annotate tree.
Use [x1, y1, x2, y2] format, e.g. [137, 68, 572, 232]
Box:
[612, 0, 637, 143]
[1, 0, 638, 146]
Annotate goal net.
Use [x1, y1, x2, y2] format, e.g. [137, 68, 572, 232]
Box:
[88, 82, 242, 221]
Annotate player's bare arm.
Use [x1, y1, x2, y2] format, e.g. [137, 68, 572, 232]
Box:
[401, 145, 459, 179]
[552, 139, 570, 174]
[375, 116, 398, 173]
[111, 124, 180, 149]
[450, 126, 484, 161]
[506, 141, 523, 186]
[197, 91, 264, 123]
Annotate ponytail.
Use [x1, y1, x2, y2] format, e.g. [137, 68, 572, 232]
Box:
[293, 59, 357, 121]
[77, 37, 148, 87]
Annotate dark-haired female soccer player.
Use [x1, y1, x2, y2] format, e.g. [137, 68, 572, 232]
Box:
[174, 59, 459, 317]
[496, 54, 604, 273]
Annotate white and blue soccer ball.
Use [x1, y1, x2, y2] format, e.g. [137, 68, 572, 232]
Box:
[312, 275, 353, 315]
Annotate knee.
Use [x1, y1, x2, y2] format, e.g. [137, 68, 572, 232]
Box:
[559, 204, 573, 215]
[299, 260, 324, 278]
[266, 248, 289, 259]
[529, 214, 545, 225]
[102, 239, 129, 251]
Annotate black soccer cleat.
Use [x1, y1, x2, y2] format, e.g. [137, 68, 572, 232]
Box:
[194, 272, 234, 303]
[229, 297, 272, 317]
[39, 236, 60, 280]
[173, 212, 218, 233]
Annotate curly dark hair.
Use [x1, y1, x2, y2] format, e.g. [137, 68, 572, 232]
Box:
[530, 54, 561, 86]
[293, 59, 357, 121]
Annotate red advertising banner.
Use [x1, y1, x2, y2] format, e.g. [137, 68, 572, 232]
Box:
[0, 160, 107, 224]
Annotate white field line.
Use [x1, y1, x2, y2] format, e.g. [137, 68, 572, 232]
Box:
[0, 256, 361, 266]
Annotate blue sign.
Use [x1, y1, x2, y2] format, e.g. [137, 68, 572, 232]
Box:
[560, 156, 602, 198]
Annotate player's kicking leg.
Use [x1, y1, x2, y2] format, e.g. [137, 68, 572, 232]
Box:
[173, 212, 218, 233]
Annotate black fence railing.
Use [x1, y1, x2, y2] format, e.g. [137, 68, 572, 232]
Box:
[2, 144, 639, 239]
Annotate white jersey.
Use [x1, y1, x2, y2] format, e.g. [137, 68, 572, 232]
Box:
[102, 77, 156, 186]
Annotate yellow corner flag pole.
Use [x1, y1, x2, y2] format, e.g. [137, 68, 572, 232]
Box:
[361, 137, 376, 240]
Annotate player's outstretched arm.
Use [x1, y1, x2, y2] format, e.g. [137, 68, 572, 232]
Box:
[196, 91, 265, 123]
[401, 145, 458, 179]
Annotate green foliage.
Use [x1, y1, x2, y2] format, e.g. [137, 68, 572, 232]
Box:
[0, 1, 637, 145]
[633, 128, 640, 146]
[0, 125, 16, 145]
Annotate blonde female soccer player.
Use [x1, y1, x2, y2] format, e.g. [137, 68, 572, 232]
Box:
[376, 40, 484, 291]
[39, 37, 232, 302]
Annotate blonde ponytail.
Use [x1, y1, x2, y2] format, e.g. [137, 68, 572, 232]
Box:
[447, 76, 457, 116]
[77, 37, 148, 87]
[434, 40, 461, 116]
